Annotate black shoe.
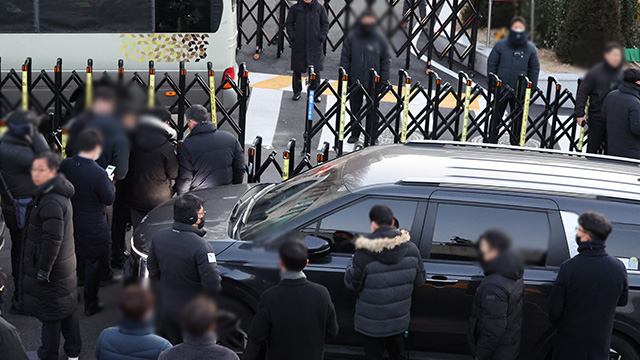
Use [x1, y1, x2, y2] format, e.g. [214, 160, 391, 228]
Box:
[347, 134, 359, 144]
[85, 304, 103, 317]
[292, 92, 301, 101]
[315, 96, 322, 103]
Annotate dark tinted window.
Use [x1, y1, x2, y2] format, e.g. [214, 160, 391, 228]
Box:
[39, 0, 153, 33]
[430, 203, 550, 266]
[318, 198, 418, 253]
[0, 1, 35, 32]
[155, 0, 223, 32]
[606, 223, 640, 268]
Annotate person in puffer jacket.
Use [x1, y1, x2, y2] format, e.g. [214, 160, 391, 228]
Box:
[468, 229, 524, 360]
[344, 205, 425, 360]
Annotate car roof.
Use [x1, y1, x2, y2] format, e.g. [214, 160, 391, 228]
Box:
[341, 141, 640, 202]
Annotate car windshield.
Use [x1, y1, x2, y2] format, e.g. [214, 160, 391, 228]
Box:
[239, 163, 345, 239]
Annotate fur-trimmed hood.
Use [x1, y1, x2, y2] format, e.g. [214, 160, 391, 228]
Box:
[355, 228, 411, 265]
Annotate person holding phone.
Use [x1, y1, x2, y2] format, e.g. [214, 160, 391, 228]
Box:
[60, 128, 115, 316]
[0, 110, 49, 314]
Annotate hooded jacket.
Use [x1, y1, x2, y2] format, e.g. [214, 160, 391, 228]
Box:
[344, 227, 425, 337]
[20, 174, 78, 322]
[604, 82, 640, 159]
[487, 38, 540, 90]
[0, 131, 49, 208]
[575, 61, 623, 119]
[548, 241, 628, 360]
[95, 316, 173, 360]
[340, 23, 392, 88]
[285, 0, 329, 73]
[60, 155, 115, 258]
[125, 117, 178, 211]
[468, 250, 524, 360]
[175, 122, 245, 195]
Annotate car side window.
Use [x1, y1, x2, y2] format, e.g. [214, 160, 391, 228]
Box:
[605, 223, 640, 270]
[317, 198, 419, 254]
[429, 203, 550, 266]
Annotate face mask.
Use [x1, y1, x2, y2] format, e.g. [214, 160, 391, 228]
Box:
[575, 235, 582, 246]
[509, 30, 527, 46]
[197, 217, 205, 229]
[360, 23, 375, 36]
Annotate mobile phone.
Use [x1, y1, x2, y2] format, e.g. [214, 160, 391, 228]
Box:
[106, 165, 116, 176]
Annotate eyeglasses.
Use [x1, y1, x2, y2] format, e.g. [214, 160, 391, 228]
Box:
[198, 210, 207, 217]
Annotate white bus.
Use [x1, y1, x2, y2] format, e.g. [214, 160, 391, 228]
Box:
[0, 0, 239, 106]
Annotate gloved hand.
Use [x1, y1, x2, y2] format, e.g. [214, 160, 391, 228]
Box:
[36, 270, 50, 285]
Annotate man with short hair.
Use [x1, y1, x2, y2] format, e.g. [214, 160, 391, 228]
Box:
[603, 68, 640, 159]
[147, 193, 222, 344]
[175, 105, 245, 195]
[548, 212, 628, 359]
[243, 238, 338, 360]
[344, 205, 425, 360]
[95, 284, 172, 360]
[575, 42, 624, 153]
[60, 128, 116, 316]
[158, 296, 238, 360]
[468, 229, 524, 360]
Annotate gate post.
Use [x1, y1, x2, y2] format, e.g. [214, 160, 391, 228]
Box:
[177, 62, 186, 140]
[255, 0, 265, 59]
[336, 67, 348, 156]
[488, 74, 502, 144]
[283, 138, 296, 181]
[239, 63, 249, 149]
[118, 59, 124, 88]
[277, 0, 286, 58]
[22, 57, 32, 110]
[54, 58, 62, 135]
[148, 60, 155, 108]
[304, 66, 317, 156]
[365, 68, 380, 147]
[85, 59, 93, 110]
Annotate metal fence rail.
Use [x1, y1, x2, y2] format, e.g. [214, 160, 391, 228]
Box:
[238, 0, 481, 70]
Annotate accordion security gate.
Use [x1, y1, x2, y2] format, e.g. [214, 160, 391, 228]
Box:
[0, 58, 587, 183]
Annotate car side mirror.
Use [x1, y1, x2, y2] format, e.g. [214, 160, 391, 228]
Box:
[303, 235, 331, 258]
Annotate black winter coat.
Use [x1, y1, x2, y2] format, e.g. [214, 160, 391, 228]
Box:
[243, 277, 339, 360]
[60, 156, 115, 258]
[468, 251, 524, 360]
[0, 132, 49, 208]
[575, 61, 623, 120]
[604, 82, 640, 159]
[340, 25, 392, 88]
[285, 0, 329, 73]
[487, 39, 540, 90]
[175, 122, 245, 195]
[548, 241, 628, 360]
[0, 316, 28, 360]
[125, 118, 178, 211]
[20, 175, 77, 322]
[66, 113, 131, 181]
[344, 227, 425, 337]
[147, 221, 222, 320]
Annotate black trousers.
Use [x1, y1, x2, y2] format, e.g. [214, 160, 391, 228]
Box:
[38, 309, 82, 360]
[2, 207, 23, 305]
[111, 193, 130, 268]
[292, 71, 321, 95]
[363, 333, 406, 360]
[586, 116, 607, 154]
[158, 314, 183, 345]
[81, 255, 102, 311]
[349, 86, 365, 138]
[130, 208, 149, 230]
[402, 0, 427, 20]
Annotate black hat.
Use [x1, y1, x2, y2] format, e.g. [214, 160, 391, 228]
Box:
[6, 110, 39, 126]
[623, 68, 640, 84]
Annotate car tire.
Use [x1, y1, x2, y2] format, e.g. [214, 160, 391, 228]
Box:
[216, 296, 254, 354]
[611, 333, 640, 360]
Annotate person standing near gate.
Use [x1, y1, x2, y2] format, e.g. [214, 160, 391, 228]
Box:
[575, 42, 624, 154]
[340, 11, 391, 144]
[0, 110, 49, 314]
[548, 212, 628, 359]
[285, 0, 329, 102]
[487, 17, 540, 127]
[21, 152, 82, 360]
[468, 230, 524, 360]
[175, 105, 244, 195]
[603, 68, 640, 160]
[344, 205, 425, 360]
[60, 128, 115, 317]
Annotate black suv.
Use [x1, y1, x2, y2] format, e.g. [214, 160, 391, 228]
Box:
[128, 141, 640, 359]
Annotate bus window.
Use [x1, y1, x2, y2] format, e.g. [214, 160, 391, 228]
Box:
[38, 0, 153, 33]
[155, 0, 223, 33]
[0, 1, 35, 32]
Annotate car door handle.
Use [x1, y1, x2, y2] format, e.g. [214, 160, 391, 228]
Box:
[425, 275, 459, 286]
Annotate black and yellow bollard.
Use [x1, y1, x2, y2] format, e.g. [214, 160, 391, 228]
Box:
[21, 60, 29, 110]
[208, 62, 217, 126]
[578, 98, 589, 152]
[85, 59, 93, 109]
[519, 81, 532, 147]
[461, 79, 472, 142]
[148, 60, 155, 108]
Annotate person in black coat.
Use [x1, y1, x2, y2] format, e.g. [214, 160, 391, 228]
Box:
[468, 230, 524, 360]
[0, 110, 50, 312]
[175, 105, 245, 195]
[285, 0, 329, 101]
[575, 42, 624, 154]
[125, 112, 178, 227]
[344, 205, 425, 360]
[243, 238, 339, 360]
[603, 68, 640, 159]
[60, 128, 116, 316]
[548, 212, 628, 360]
[340, 11, 391, 143]
[147, 194, 222, 344]
[20, 152, 82, 360]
